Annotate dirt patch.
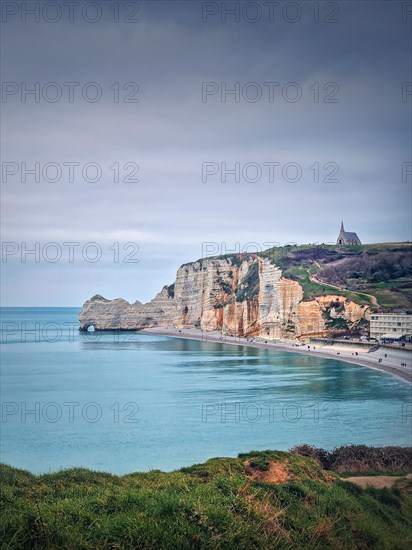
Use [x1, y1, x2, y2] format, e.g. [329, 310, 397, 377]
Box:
[244, 460, 290, 484]
[344, 473, 412, 489]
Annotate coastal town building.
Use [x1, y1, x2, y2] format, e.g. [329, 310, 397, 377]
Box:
[369, 313, 412, 341]
[336, 221, 361, 245]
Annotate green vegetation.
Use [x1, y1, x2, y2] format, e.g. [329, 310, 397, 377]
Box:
[364, 278, 412, 309]
[229, 255, 243, 268]
[259, 243, 412, 309]
[291, 444, 412, 473]
[235, 262, 259, 302]
[214, 260, 260, 309]
[325, 316, 348, 330]
[200, 243, 410, 311]
[219, 280, 232, 295]
[279, 264, 324, 301]
[1, 446, 412, 549]
[269, 260, 372, 305]
[166, 283, 175, 299]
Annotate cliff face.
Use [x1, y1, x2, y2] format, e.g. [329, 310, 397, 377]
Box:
[79, 255, 370, 340]
[297, 295, 370, 337]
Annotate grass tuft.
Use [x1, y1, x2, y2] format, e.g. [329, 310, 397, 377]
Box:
[1, 447, 411, 549]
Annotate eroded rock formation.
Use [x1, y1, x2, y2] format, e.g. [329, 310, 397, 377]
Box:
[79, 255, 370, 340]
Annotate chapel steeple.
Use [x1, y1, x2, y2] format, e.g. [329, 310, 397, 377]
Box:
[337, 221, 361, 245]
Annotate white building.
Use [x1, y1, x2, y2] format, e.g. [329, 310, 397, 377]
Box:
[369, 313, 412, 340]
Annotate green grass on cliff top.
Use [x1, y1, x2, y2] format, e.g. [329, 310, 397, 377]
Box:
[202, 243, 411, 308]
[1, 448, 412, 549]
[259, 243, 411, 307]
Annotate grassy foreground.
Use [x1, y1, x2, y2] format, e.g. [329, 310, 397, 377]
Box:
[1, 448, 412, 549]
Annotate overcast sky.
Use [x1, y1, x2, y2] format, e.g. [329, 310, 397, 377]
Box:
[1, 0, 411, 306]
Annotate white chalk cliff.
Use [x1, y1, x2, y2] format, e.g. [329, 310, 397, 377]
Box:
[79, 254, 370, 340]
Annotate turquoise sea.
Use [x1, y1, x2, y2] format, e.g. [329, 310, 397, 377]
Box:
[1, 308, 411, 474]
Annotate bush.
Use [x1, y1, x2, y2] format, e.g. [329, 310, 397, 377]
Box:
[291, 445, 412, 473]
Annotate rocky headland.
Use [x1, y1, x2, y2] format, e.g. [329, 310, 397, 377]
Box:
[79, 251, 371, 340]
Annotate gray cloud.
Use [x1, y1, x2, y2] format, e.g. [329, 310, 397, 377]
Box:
[1, 1, 411, 305]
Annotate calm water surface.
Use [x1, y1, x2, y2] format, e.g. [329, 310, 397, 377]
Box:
[1, 308, 411, 474]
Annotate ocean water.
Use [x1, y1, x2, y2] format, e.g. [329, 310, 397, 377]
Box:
[1, 307, 411, 474]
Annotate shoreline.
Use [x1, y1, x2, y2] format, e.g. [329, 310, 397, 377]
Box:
[141, 327, 412, 383]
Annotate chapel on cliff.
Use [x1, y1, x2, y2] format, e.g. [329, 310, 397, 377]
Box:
[336, 221, 361, 245]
